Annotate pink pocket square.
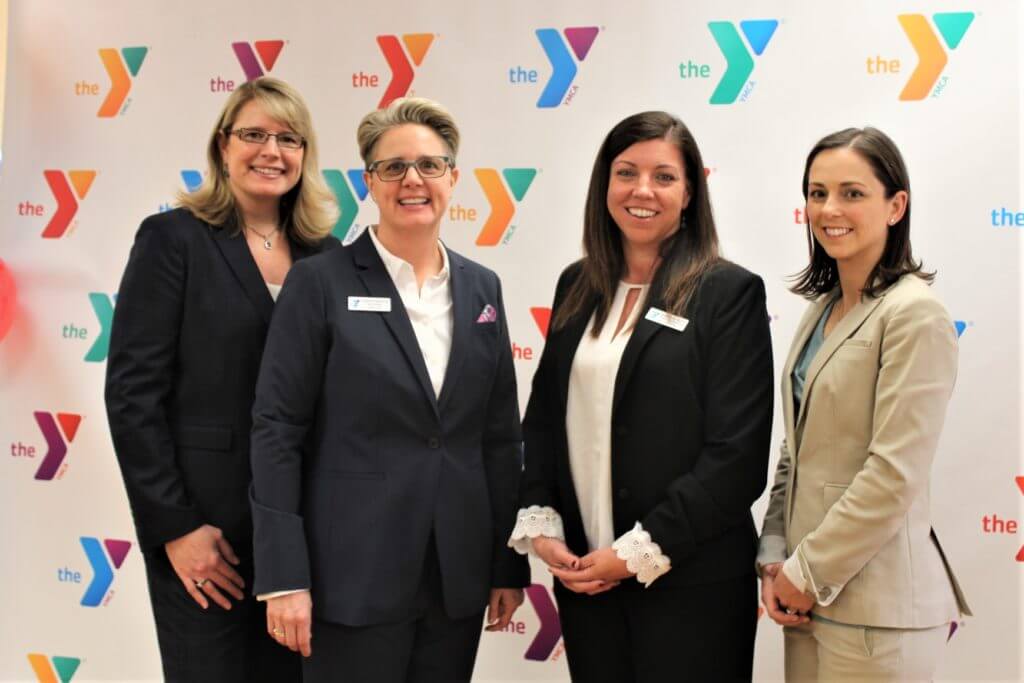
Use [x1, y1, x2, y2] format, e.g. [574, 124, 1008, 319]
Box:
[476, 304, 497, 323]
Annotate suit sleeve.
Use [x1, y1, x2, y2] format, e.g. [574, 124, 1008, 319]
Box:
[105, 216, 205, 551]
[756, 439, 792, 573]
[482, 275, 530, 588]
[249, 259, 328, 595]
[641, 271, 774, 562]
[517, 268, 575, 513]
[794, 295, 957, 603]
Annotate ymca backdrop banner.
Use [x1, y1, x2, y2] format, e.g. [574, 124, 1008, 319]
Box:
[1, 1, 1021, 680]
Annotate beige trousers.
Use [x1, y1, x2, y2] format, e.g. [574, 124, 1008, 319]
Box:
[783, 617, 950, 682]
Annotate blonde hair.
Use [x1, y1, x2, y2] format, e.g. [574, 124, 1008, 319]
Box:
[356, 97, 460, 167]
[177, 77, 337, 244]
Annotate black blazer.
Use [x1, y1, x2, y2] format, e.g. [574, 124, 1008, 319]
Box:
[249, 229, 529, 626]
[105, 208, 338, 556]
[519, 261, 773, 592]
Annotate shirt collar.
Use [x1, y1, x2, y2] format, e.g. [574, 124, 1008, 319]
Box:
[368, 225, 450, 284]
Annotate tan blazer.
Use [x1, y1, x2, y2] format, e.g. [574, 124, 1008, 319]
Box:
[758, 274, 970, 628]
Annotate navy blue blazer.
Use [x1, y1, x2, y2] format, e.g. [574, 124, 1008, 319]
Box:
[250, 229, 529, 626]
[519, 260, 773, 593]
[105, 208, 338, 556]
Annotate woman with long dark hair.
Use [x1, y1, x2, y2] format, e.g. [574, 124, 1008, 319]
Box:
[758, 127, 971, 681]
[509, 111, 773, 682]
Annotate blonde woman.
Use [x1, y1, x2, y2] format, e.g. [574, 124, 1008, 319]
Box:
[250, 98, 528, 682]
[105, 77, 338, 682]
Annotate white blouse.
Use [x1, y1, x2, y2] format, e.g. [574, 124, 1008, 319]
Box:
[509, 281, 671, 587]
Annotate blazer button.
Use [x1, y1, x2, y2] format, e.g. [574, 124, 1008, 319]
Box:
[427, 437, 441, 449]
[617, 488, 630, 500]
[819, 586, 832, 600]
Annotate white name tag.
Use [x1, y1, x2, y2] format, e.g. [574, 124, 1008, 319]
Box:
[348, 296, 392, 312]
[645, 307, 689, 332]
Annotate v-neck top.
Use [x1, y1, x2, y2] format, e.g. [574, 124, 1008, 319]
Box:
[566, 281, 648, 550]
[791, 299, 835, 417]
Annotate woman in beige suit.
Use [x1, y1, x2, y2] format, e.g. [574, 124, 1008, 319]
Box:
[757, 127, 970, 681]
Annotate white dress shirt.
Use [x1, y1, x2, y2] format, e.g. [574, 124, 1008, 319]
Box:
[258, 226, 453, 602]
[509, 282, 671, 587]
[367, 226, 453, 398]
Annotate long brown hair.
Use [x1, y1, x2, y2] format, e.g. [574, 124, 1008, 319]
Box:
[553, 111, 721, 334]
[790, 127, 932, 299]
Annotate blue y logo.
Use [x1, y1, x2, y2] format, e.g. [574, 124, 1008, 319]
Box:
[323, 169, 369, 243]
[535, 27, 599, 108]
[708, 19, 778, 104]
[80, 537, 132, 607]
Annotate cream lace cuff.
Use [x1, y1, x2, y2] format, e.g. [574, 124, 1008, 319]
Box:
[507, 505, 565, 555]
[612, 522, 672, 587]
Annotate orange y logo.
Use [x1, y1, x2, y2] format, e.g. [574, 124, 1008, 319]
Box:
[97, 47, 147, 117]
[897, 13, 973, 100]
[473, 169, 536, 246]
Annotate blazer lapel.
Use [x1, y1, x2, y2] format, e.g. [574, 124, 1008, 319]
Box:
[437, 248, 469, 413]
[212, 227, 274, 325]
[351, 231, 439, 418]
[795, 292, 886, 441]
[781, 295, 833, 453]
[611, 298, 666, 418]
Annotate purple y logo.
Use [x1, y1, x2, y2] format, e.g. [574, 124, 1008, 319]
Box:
[524, 584, 562, 661]
[33, 412, 82, 480]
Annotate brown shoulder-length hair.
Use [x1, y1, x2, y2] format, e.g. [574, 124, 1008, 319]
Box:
[177, 77, 337, 244]
[790, 127, 932, 300]
[552, 111, 721, 334]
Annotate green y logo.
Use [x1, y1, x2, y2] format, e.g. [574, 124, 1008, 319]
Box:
[707, 20, 778, 104]
[323, 169, 369, 243]
[85, 293, 115, 363]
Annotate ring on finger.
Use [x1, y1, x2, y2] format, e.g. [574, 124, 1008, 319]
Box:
[785, 608, 795, 615]
[271, 627, 284, 637]
[194, 578, 209, 589]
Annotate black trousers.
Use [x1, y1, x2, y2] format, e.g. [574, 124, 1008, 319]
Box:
[302, 537, 485, 683]
[556, 574, 757, 683]
[143, 551, 301, 683]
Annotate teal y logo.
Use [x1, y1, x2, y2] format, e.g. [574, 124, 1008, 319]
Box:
[323, 169, 369, 243]
[708, 20, 778, 104]
[86, 293, 115, 362]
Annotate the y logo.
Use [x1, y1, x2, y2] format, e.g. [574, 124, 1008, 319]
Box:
[524, 584, 562, 661]
[181, 170, 203, 193]
[0, 259, 15, 343]
[707, 20, 778, 104]
[473, 168, 537, 246]
[1016, 477, 1024, 562]
[898, 13, 974, 100]
[376, 34, 434, 108]
[86, 293, 116, 362]
[953, 320, 969, 338]
[80, 537, 132, 607]
[530, 307, 551, 339]
[33, 412, 81, 481]
[323, 169, 369, 243]
[232, 40, 285, 81]
[41, 170, 96, 239]
[97, 47, 147, 117]
[535, 27, 599, 108]
[26, 654, 81, 683]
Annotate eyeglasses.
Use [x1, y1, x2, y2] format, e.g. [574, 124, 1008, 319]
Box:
[227, 127, 305, 150]
[367, 156, 453, 182]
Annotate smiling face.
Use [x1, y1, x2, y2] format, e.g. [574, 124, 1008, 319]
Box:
[806, 147, 907, 274]
[365, 123, 458, 236]
[606, 137, 690, 255]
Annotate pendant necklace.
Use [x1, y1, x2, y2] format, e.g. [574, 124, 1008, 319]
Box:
[247, 224, 279, 250]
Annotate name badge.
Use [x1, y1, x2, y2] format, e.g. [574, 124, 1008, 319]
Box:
[348, 296, 392, 313]
[645, 307, 688, 332]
